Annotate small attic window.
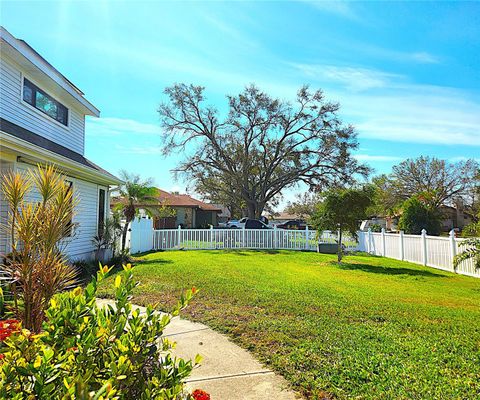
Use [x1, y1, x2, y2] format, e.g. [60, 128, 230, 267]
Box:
[23, 78, 69, 126]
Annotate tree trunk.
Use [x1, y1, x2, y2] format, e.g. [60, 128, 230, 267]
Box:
[337, 227, 343, 263]
[121, 222, 129, 251]
[247, 202, 256, 219]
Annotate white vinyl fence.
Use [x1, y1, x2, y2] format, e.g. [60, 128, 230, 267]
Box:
[151, 226, 357, 252]
[128, 219, 479, 279]
[357, 229, 479, 278]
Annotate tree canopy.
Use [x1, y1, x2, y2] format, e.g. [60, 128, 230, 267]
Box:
[311, 186, 374, 261]
[398, 195, 442, 235]
[158, 84, 368, 218]
[387, 157, 478, 209]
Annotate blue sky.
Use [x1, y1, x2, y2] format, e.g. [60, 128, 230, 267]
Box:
[2, 1, 479, 206]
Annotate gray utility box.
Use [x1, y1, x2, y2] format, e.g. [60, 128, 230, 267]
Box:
[317, 243, 338, 254]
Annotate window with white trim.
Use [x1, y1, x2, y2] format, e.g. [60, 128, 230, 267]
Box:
[23, 78, 69, 126]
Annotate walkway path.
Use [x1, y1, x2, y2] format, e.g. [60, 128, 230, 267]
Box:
[96, 299, 297, 400]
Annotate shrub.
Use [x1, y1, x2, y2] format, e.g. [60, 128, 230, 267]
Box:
[398, 196, 441, 235]
[0, 264, 202, 399]
[1, 165, 78, 332]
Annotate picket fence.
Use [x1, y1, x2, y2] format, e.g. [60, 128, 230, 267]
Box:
[128, 218, 479, 278]
[357, 229, 479, 278]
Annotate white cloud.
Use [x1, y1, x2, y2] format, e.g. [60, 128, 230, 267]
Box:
[291, 63, 402, 91]
[302, 0, 359, 20]
[114, 144, 163, 155]
[86, 117, 161, 137]
[410, 52, 441, 64]
[291, 63, 480, 146]
[353, 154, 403, 162]
[357, 44, 441, 64]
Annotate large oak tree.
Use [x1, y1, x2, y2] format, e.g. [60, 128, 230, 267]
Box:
[158, 84, 368, 218]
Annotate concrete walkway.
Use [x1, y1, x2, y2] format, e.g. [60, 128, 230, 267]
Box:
[96, 299, 297, 400]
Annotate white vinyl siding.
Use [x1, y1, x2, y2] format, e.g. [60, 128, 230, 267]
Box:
[15, 162, 108, 260]
[0, 55, 85, 155]
[0, 160, 14, 255]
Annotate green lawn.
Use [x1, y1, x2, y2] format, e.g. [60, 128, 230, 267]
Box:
[98, 250, 480, 400]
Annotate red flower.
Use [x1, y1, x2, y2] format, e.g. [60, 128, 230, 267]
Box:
[192, 389, 210, 400]
[67, 347, 78, 352]
[191, 286, 197, 294]
[0, 319, 21, 341]
[0, 354, 5, 360]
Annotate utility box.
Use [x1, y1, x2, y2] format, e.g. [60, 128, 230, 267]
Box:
[317, 243, 338, 254]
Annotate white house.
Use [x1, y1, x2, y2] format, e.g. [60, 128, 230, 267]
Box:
[0, 26, 121, 260]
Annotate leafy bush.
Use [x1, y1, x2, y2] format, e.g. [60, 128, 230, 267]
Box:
[398, 196, 441, 235]
[0, 264, 202, 399]
[1, 165, 78, 332]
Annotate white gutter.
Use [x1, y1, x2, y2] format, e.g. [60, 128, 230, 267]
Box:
[1, 131, 122, 186]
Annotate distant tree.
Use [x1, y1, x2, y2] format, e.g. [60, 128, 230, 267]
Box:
[389, 156, 478, 209]
[158, 84, 369, 218]
[398, 195, 441, 235]
[311, 186, 374, 262]
[284, 191, 322, 220]
[114, 171, 158, 251]
[369, 174, 403, 217]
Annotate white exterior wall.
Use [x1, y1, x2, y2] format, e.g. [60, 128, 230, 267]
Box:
[0, 54, 86, 155]
[0, 159, 14, 255]
[14, 162, 108, 260]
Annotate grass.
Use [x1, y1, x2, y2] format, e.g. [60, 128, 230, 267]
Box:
[98, 250, 480, 399]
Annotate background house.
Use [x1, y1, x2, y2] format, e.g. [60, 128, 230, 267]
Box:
[146, 189, 221, 229]
[0, 27, 121, 260]
[267, 212, 305, 225]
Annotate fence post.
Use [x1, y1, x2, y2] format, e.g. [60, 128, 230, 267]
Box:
[367, 228, 372, 254]
[210, 225, 214, 249]
[421, 229, 427, 266]
[305, 225, 309, 251]
[399, 230, 405, 261]
[177, 225, 182, 247]
[274, 225, 278, 249]
[449, 229, 457, 271]
[381, 228, 386, 256]
[242, 226, 246, 248]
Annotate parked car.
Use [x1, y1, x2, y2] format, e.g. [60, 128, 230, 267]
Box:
[226, 218, 271, 229]
[244, 218, 271, 229]
[276, 220, 309, 230]
[225, 218, 246, 228]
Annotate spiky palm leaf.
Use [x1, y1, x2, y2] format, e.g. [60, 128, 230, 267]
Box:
[454, 238, 480, 271]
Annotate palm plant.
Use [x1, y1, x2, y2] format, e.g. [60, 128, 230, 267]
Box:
[454, 238, 480, 271]
[1, 165, 78, 331]
[114, 171, 158, 251]
[92, 216, 122, 261]
[454, 212, 480, 271]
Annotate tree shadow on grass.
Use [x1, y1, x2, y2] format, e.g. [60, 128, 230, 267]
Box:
[334, 261, 448, 278]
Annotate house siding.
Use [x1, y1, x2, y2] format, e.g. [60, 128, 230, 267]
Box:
[0, 159, 14, 256]
[0, 54, 85, 155]
[15, 162, 108, 260]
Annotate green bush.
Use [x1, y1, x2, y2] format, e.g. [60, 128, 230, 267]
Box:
[0, 264, 201, 399]
[398, 196, 441, 235]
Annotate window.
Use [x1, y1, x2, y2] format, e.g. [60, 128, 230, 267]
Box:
[22, 78, 68, 126]
[98, 189, 106, 236]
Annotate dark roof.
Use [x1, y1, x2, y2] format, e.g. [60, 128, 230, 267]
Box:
[0, 117, 120, 183]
